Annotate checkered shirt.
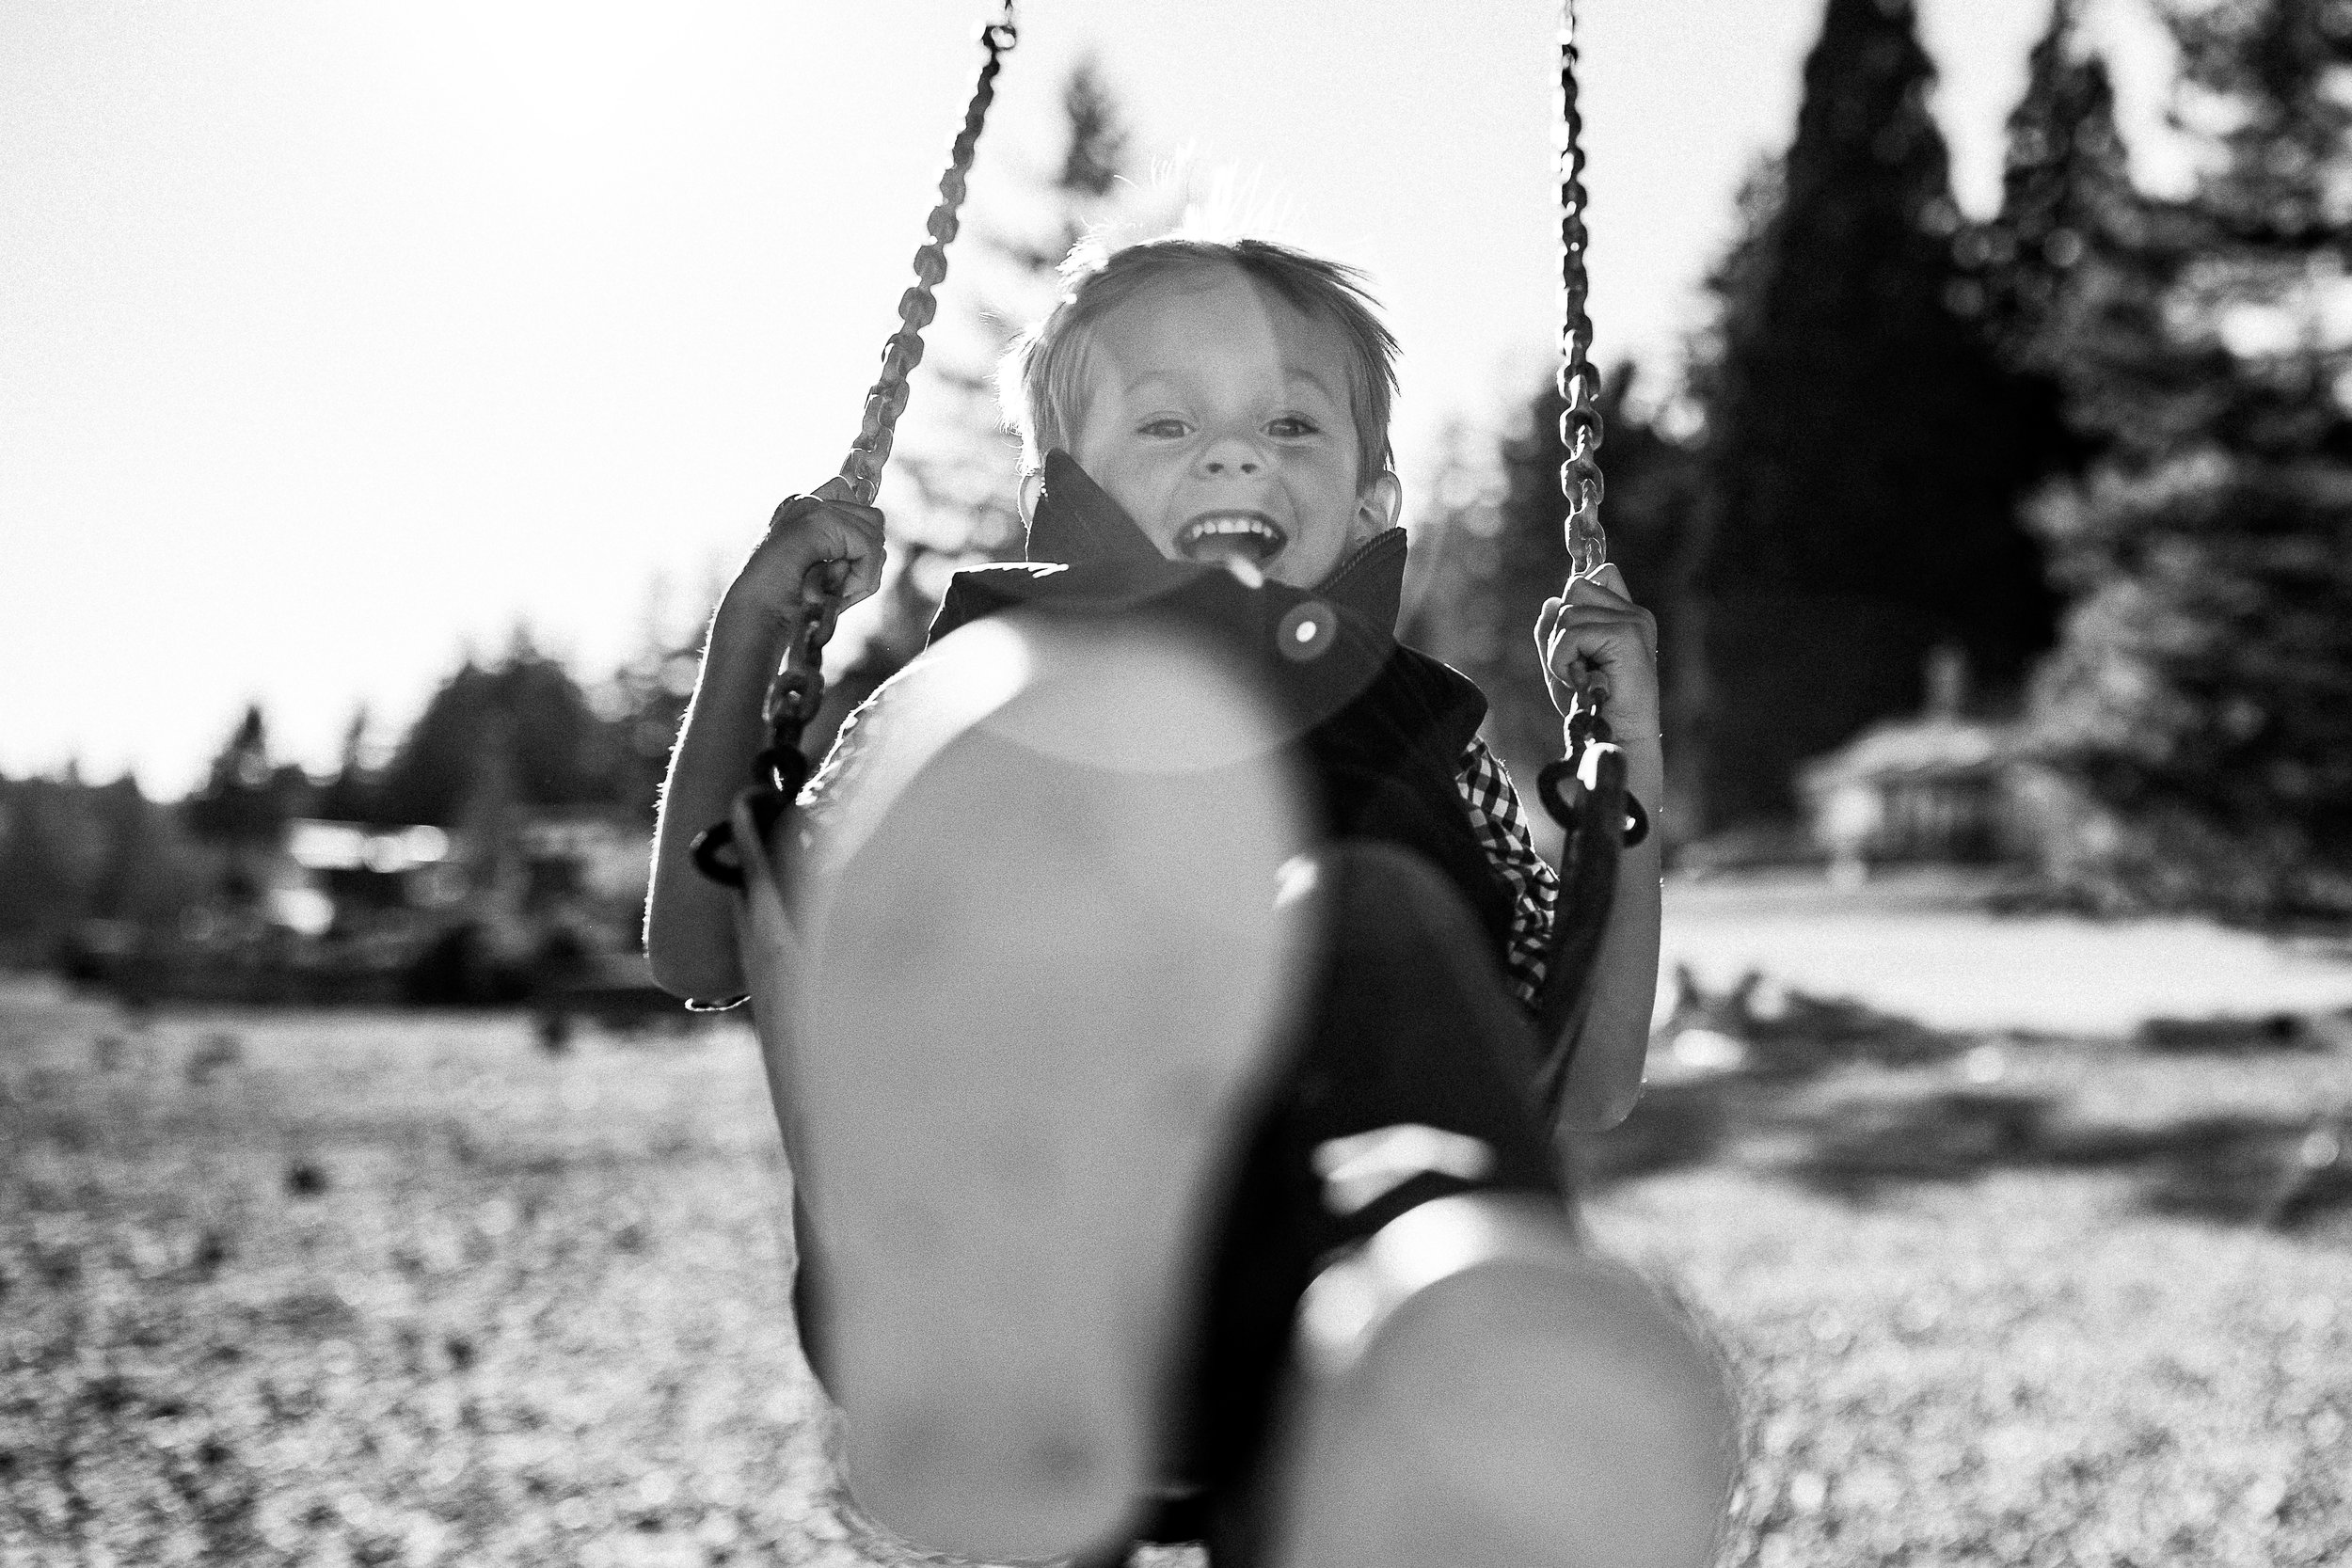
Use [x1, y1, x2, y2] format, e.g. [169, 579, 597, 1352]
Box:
[800, 696, 1558, 1007]
[1453, 736, 1558, 1007]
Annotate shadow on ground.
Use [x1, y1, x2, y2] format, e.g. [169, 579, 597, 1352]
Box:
[1579, 973, 2352, 1240]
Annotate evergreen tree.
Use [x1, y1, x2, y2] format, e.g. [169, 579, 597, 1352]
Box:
[1405, 365, 1702, 839]
[1692, 0, 2062, 827]
[183, 705, 305, 845]
[315, 705, 379, 821]
[1983, 0, 2141, 372]
[1597, 373, 1709, 836]
[183, 705, 311, 904]
[87, 773, 204, 927]
[1684, 156, 1787, 433]
[0, 777, 105, 953]
[373, 633, 623, 827]
[2023, 0, 2352, 916]
[602, 586, 705, 827]
[0, 767, 215, 957]
[1404, 390, 1568, 802]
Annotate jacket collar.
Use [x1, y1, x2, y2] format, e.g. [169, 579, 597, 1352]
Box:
[1025, 449, 1409, 633]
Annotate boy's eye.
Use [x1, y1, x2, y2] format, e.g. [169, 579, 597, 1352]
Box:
[1266, 416, 1320, 438]
[1137, 418, 1192, 438]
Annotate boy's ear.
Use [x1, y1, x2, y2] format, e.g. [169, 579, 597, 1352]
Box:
[1017, 468, 1045, 526]
[1357, 470, 1403, 534]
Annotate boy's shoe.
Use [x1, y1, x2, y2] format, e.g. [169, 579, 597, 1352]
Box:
[1264, 1193, 1740, 1568]
[779, 612, 1315, 1561]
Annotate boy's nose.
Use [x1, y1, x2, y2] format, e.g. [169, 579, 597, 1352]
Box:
[1198, 434, 1263, 477]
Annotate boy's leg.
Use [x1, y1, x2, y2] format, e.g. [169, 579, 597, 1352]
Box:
[755, 614, 1731, 1563]
[778, 612, 1314, 1563]
[1176, 840, 1569, 1503]
[1174, 843, 1738, 1568]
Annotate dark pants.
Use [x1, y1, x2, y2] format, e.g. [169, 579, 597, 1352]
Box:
[1136, 839, 1570, 1560]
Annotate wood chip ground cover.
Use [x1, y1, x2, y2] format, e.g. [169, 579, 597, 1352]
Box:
[3, 975, 2349, 1567]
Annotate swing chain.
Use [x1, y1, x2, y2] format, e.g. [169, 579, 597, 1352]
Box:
[1557, 0, 1605, 580]
[1556, 0, 1614, 750]
[760, 3, 1018, 765]
[1549, 0, 1645, 862]
[836, 0, 1019, 507]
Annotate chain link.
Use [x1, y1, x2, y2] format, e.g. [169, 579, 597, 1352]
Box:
[836, 2, 1017, 504]
[1559, 0, 1607, 580]
[765, 3, 1018, 752]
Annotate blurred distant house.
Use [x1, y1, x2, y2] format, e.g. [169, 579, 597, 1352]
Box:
[280, 810, 648, 937]
[283, 818, 461, 933]
[61, 808, 659, 1007]
[1797, 646, 2035, 877]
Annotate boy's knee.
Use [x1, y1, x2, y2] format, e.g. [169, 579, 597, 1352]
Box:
[1311, 840, 1490, 965]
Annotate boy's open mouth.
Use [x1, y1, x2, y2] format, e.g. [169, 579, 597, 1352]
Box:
[1175, 511, 1288, 566]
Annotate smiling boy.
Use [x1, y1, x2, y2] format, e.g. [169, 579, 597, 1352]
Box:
[646, 238, 1733, 1567]
[1021, 256, 1397, 587]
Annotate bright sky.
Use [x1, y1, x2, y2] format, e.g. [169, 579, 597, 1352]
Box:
[2, 0, 2182, 796]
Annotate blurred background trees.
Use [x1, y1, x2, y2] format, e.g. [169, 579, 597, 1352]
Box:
[8, 2, 2351, 963]
[365, 632, 620, 829]
[1410, 0, 2349, 918]
[1687, 0, 2067, 830]
[2018, 0, 2352, 916]
[1405, 366, 1704, 848]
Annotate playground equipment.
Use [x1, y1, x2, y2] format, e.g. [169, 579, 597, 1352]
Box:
[692, 1, 1647, 1098]
[682, 9, 1735, 1563]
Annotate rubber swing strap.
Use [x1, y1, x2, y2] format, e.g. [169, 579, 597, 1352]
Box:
[1530, 739, 1645, 1118]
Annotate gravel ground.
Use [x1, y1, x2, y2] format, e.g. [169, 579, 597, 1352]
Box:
[5, 930, 2351, 1566]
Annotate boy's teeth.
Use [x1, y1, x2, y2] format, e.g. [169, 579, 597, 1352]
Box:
[1178, 513, 1287, 564]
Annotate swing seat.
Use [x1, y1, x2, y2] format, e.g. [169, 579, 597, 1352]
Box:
[733, 610, 1316, 1561]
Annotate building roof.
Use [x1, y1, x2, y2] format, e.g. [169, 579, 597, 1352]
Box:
[286, 819, 450, 873]
[1800, 716, 2014, 792]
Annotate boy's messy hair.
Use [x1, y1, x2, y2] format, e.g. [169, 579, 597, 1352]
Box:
[999, 236, 1400, 489]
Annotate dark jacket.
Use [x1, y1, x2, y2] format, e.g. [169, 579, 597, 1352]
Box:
[923, 451, 1519, 973]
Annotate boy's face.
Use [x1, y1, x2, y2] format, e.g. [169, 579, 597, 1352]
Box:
[1059, 268, 1400, 589]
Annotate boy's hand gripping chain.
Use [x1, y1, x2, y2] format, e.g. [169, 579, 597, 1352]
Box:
[1534, 0, 1648, 1102]
[694, 4, 1016, 891]
[1545, 0, 1645, 851]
